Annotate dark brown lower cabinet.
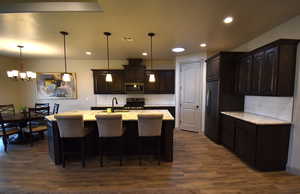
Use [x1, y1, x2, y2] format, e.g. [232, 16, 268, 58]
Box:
[221, 115, 235, 150]
[221, 114, 290, 171]
[235, 120, 256, 167]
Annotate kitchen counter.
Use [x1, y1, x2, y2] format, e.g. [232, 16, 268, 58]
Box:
[221, 111, 291, 125]
[46, 109, 174, 121]
[46, 109, 175, 165]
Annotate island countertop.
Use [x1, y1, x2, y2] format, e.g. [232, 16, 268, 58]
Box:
[46, 109, 174, 121]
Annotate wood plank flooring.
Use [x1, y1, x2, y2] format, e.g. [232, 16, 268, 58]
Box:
[0, 130, 300, 193]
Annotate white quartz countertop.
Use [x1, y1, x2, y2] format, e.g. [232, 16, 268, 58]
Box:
[46, 110, 174, 121]
[221, 112, 291, 125]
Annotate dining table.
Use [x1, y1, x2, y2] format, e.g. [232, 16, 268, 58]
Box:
[2, 112, 45, 144]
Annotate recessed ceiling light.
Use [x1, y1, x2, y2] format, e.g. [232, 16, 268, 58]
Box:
[122, 36, 134, 42]
[142, 52, 148, 56]
[223, 16, 234, 24]
[85, 51, 92, 55]
[200, 43, 207, 47]
[172, 47, 185, 53]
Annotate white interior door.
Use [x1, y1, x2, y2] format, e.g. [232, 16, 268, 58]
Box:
[179, 62, 202, 132]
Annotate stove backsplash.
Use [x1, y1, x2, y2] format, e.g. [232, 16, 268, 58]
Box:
[96, 94, 175, 107]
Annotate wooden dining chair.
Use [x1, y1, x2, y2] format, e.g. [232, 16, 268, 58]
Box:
[35, 103, 50, 115]
[53, 103, 60, 114]
[95, 114, 125, 167]
[54, 114, 92, 168]
[137, 114, 163, 165]
[0, 113, 20, 152]
[0, 104, 15, 114]
[24, 107, 50, 146]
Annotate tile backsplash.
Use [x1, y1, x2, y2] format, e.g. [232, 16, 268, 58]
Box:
[244, 96, 294, 121]
[96, 94, 175, 107]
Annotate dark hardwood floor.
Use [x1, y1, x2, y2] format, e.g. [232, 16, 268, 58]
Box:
[0, 130, 300, 193]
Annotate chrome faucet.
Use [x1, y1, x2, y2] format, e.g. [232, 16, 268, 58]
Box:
[112, 97, 118, 112]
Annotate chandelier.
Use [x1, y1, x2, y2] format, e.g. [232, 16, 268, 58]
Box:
[6, 45, 36, 80]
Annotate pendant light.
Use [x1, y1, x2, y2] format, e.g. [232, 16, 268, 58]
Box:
[104, 32, 112, 82]
[148, 32, 156, 83]
[6, 45, 36, 80]
[60, 31, 72, 82]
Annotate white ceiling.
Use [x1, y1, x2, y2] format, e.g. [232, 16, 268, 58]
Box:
[0, 0, 300, 60]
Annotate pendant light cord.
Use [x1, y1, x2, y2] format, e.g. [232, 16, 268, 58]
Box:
[150, 35, 153, 70]
[18, 45, 24, 71]
[63, 33, 67, 73]
[106, 34, 110, 71]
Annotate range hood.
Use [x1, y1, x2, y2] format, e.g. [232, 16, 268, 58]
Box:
[123, 58, 145, 94]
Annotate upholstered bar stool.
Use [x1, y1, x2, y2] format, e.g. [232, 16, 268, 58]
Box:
[95, 114, 124, 167]
[137, 114, 163, 165]
[54, 114, 92, 168]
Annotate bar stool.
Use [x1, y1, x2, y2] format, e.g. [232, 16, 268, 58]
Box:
[137, 114, 163, 165]
[54, 114, 92, 168]
[95, 114, 124, 167]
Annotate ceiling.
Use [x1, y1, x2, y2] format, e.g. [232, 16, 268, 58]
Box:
[0, 0, 300, 60]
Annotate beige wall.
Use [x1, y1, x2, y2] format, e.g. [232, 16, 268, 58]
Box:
[233, 15, 300, 175]
[21, 59, 175, 112]
[0, 55, 23, 109]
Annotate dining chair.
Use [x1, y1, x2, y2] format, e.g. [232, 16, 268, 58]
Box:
[0, 113, 20, 152]
[0, 104, 15, 114]
[54, 114, 92, 168]
[95, 114, 125, 167]
[24, 107, 50, 146]
[0, 104, 16, 128]
[35, 103, 50, 115]
[53, 103, 60, 114]
[137, 114, 163, 165]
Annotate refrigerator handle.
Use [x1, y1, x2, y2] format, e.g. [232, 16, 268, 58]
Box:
[206, 89, 210, 108]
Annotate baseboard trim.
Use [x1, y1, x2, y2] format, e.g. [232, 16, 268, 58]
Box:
[287, 166, 300, 176]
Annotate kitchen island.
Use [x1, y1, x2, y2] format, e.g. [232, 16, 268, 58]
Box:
[46, 110, 175, 165]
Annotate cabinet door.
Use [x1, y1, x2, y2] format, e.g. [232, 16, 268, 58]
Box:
[238, 56, 252, 94]
[206, 56, 220, 81]
[235, 120, 256, 166]
[260, 47, 278, 96]
[93, 70, 124, 94]
[159, 70, 175, 94]
[204, 81, 220, 143]
[221, 115, 235, 151]
[144, 70, 160, 93]
[251, 51, 264, 95]
[107, 70, 124, 93]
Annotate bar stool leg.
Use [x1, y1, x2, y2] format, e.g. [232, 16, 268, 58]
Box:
[100, 137, 104, 167]
[61, 139, 66, 168]
[81, 137, 86, 168]
[139, 137, 143, 166]
[157, 136, 161, 165]
[119, 136, 123, 166]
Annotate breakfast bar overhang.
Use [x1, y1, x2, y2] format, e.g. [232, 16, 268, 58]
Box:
[46, 110, 175, 165]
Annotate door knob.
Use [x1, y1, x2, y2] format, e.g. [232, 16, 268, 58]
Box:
[196, 105, 199, 109]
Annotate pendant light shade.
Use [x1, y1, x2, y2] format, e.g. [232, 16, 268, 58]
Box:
[104, 32, 112, 82]
[148, 32, 156, 83]
[149, 74, 156, 82]
[105, 73, 112, 82]
[60, 31, 72, 82]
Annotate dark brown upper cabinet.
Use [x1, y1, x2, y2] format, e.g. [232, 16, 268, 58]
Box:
[206, 56, 220, 81]
[237, 55, 252, 94]
[251, 51, 264, 95]
[92, 69, 175, 94]
[236, 39, 299, 96]
[144, 70, 175, 94]
[92, 70, 124, 94]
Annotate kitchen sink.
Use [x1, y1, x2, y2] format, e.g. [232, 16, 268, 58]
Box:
[100, 109, 129, 113]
